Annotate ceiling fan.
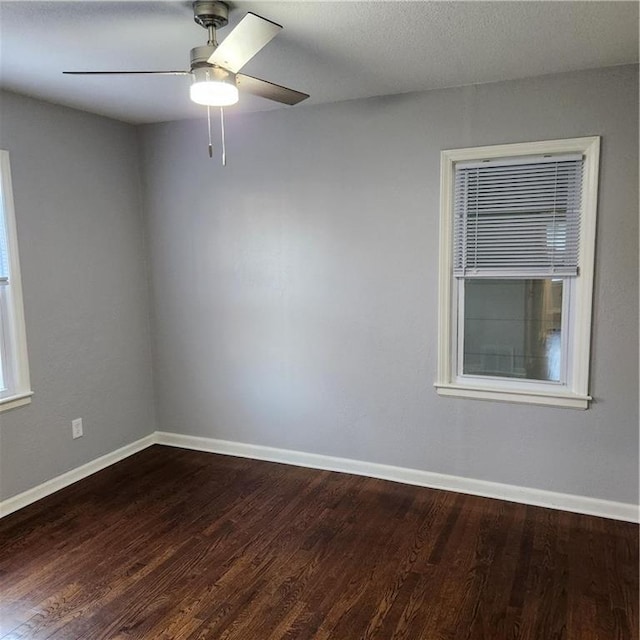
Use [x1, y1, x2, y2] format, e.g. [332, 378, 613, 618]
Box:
[64, 1, 309, 163]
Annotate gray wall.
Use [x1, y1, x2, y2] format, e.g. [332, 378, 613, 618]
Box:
[0, 91, 155, 499]
[140, 65, 638, 505]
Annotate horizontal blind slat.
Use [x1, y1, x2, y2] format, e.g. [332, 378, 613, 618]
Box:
[456, 153, 583, 170]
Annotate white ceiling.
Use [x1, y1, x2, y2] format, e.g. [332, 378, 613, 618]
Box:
[0, 1, 638, 124]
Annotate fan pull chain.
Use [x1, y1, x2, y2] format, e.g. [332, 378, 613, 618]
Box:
[220, 107, 227, 166]
[207, 106, 213, 158]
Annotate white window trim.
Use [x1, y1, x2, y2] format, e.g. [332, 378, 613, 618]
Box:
[435, 136, 600, 410]
[0, 150, 32, 412]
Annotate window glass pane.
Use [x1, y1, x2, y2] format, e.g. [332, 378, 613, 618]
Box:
[462, 279, 563, 381]
[0, 289, 5, 392]
[0, 183, 6, 390]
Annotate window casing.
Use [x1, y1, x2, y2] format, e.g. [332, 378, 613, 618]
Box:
[436, 137, 600, 409]
[0, 150, 32, 412]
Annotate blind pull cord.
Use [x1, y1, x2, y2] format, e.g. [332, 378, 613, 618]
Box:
[473, 167, 479, 273]
[550, 162, 558, 272]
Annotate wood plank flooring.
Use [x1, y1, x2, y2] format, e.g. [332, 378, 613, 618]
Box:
[0, 445, 637, 639]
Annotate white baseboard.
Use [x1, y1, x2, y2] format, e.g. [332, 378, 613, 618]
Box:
[155, 431, 639, 523]
[0, 434, 156, 518]
[2, 430, 637, 524]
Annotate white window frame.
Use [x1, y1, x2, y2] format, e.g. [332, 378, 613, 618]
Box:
[0, 150, 32, 412]
[435, 137, 600, 410]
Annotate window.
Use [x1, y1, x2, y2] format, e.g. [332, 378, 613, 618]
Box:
[0, 150, 32, 411]
[436, 137, 600, 409]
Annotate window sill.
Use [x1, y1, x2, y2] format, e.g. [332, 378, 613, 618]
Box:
[435, 383, 590, 409]
[0, 391, 33, 413]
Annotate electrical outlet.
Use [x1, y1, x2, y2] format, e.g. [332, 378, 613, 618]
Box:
[72, 418, 83, 439]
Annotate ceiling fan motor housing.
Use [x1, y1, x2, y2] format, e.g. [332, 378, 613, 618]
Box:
[190, 45, 217, 69]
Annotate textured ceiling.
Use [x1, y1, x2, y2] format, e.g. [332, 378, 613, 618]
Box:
[0, 1, 638, 124]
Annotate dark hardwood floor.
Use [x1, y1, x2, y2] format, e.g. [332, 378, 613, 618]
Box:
[0, 445, 637, 639]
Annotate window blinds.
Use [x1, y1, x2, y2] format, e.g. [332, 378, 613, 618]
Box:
[453, 154, 584, 278]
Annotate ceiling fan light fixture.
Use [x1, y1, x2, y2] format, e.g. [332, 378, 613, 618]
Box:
[190, 66, 239, 106]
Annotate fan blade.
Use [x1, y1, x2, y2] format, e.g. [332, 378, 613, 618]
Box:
[208, 13, 282, 73]
[236, 74, 309, 105]
[63, 71, 190, 76]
